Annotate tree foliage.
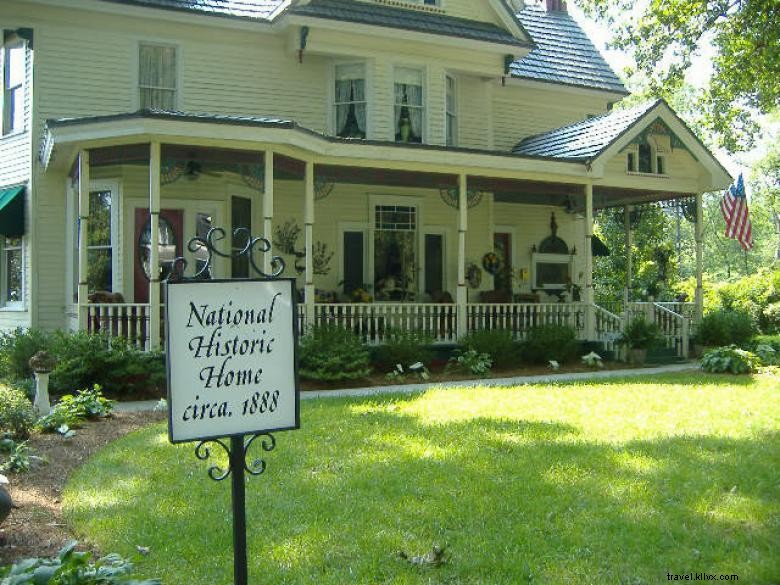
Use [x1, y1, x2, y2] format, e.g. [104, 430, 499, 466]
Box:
[577, 0, 780, 152]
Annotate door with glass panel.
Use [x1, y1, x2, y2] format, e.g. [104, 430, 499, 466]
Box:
[133, 209, 184, 303]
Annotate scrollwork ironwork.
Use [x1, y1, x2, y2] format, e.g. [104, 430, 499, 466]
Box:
[195, 433, 276, 481]
[168, 227, 285, 282]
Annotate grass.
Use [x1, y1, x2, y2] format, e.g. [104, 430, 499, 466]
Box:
[64, 373, 780, 584]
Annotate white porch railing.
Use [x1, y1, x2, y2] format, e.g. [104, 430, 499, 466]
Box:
[627, 302, 690, 358]
[86, 303, 152, 350]
[594, 305, 623, 353]
[312, 303, 457, 344]
[466, 303, 585, 340]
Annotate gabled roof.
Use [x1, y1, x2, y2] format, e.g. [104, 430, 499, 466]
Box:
[513, 100, 658, 160]
[98, 0, 287, 21]
[288, 0, 532, 48]
[512, 4, 627, 95]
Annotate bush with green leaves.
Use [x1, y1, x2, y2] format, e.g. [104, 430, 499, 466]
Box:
[716, 268, 780, 333]
[762, 302, 780, 334]
[752, 334, 780, 353]
[300, 325, 371, 382]
[619, 316, 664, 350]
[0, 385, 36, 440]
[50, 333, 165, 399]
[447, 349, 492, 375]
[459, 329, 521, 370]
[371, 329, 433, 371]
[0, 328, 50, 386]
[701, 345, 762, 374]
[523, 325, 579, 364]
[695, 309, 757, 348]
[0, 540, 161, 584]
[36, 385, 113, 434]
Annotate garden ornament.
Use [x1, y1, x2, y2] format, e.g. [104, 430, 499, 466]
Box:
[30, 350, 57, 416]
[0, 474, 11, 527]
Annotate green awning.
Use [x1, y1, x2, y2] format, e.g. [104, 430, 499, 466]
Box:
[0, 186, 25, 237]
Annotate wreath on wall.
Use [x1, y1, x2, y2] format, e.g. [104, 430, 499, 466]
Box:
[466, 263, 483, 289]
[482, 252, 502, 276]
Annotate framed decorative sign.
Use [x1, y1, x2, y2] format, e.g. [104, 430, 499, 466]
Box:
[165, 278, 300, 444]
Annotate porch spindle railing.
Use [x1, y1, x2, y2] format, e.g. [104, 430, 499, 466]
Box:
[86, 303, 152, 350]
[312, 303, 457, 344]
[465, 303, 585, 340]
[627, 302, 690, 358]
[593, 305, 623, 354]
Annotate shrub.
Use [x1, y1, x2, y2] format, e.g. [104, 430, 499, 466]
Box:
[523, 325, 579, 364]
[299, 326, 371, 382]
[0, 385, 36, 439]
[50, 332, 166, 399]
[372, 329, 433, 371]
[716, 268, 780, 332]
[0, 328, 51, 383]
[447, 349, 492, 375]
[0, 540, 161, 584]
[762, 302, 780, 334]
[752, 334, 780, 353]
[619, 316, 663, 350]
[460, 329, 521, 370]
[701, 345, 762, 374]
[695, 310, 757, 347]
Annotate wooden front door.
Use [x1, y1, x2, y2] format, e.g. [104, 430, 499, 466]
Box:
[134, 208, 184, 303]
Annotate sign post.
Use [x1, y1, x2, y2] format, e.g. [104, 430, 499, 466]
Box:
[164, 229, 298, 585]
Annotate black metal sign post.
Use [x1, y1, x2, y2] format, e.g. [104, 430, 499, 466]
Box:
[164, 228, 299, 585]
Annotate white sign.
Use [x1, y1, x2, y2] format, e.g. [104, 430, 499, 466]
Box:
[165, 279, 299, 444]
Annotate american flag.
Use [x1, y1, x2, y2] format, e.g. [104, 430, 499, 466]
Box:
[720, 174, 753, 251]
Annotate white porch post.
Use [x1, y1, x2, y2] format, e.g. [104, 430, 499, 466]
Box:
[584, 182, 595, 340]
[263, 150, 274, 274]
[694, 192, 704, 322]
[456, 174, 468, 339]
[148, 142, 162, 351]
[624, 205, 633, 310]
[77, 150, 90, 331]
[304, 160, 315, 329]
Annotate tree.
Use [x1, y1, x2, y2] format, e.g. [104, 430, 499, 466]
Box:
[577, 0, 780, 152]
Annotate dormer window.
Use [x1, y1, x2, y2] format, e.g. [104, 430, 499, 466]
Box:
[627, 143, 667, 176]
[638, 143, 652, 173]
[334, 63, 367, 139]
[394, 67, 424, 144]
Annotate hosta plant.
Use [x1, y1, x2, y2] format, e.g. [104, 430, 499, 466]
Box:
[701, 345, 762, 374]
[447, 349, 492, 376]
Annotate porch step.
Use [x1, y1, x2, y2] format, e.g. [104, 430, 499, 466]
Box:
[645, 347, 687, 365]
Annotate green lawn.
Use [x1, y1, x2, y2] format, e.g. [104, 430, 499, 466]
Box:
[64, 373, 780, 584]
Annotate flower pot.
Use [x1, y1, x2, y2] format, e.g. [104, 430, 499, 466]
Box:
[629, 348, 648, 365]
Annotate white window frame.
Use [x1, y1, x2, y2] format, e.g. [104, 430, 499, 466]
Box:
[1, 235, 24, 309]
[137, 41, 179, 111]
[445, 73, 458, 147]
[331, 61, 369, 139]
[393, 66, 426, 144]
[83, 181, 123, 295]
[2, 40, 25, 136]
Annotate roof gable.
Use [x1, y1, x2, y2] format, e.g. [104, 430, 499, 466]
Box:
[97, 0, 288, 21]
[512, 4, 626, 95]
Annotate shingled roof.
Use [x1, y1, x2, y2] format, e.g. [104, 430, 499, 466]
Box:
[289, 0, 531, 48]
[511, 4, 627, 95]
[98, 0, 286, 21]
[512, 100, 660, 160]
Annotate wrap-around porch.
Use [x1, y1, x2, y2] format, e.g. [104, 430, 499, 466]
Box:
[43, 115, 707, 359]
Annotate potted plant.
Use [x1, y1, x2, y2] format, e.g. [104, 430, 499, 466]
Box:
[619, 316, 663, 365]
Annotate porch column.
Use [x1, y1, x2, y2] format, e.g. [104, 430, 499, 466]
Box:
[456, 174, 468, 339]
[584, 182, 595, 340]
[77, 150, 90, 331]
[263, 150, 274, 274]
[304, 160, 315, 329]
[148, 141, 162, 351]
[694, 192, 704, 322]
[624, 205, 633, 309]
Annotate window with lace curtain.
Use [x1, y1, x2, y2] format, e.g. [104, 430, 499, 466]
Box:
[139, 43, 177, 110]
[394, 67, 424, 144]
[334, 63, 367, 139]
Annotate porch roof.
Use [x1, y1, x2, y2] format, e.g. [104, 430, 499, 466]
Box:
[96, 0, 287, 21]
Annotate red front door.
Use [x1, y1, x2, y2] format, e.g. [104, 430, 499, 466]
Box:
[134, 208, 184, 303]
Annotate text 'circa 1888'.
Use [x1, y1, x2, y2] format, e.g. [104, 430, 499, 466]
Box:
[165, 279, 299, 443]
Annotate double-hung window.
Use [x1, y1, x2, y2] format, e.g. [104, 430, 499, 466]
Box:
[139, 43, 177, 110]
[2, 236, 22, 307]
[334, 63, 367, 139]
[87, 190, 114, 292]
[445, 74, 457, 146]
[2, 42, 25, 135]
[394, 67, 424, 144]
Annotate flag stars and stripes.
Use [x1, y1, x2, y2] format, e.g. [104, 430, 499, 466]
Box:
[721, 174, 754, 252]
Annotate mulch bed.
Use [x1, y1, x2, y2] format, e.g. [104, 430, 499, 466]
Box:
[0, 411, 165, 566]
